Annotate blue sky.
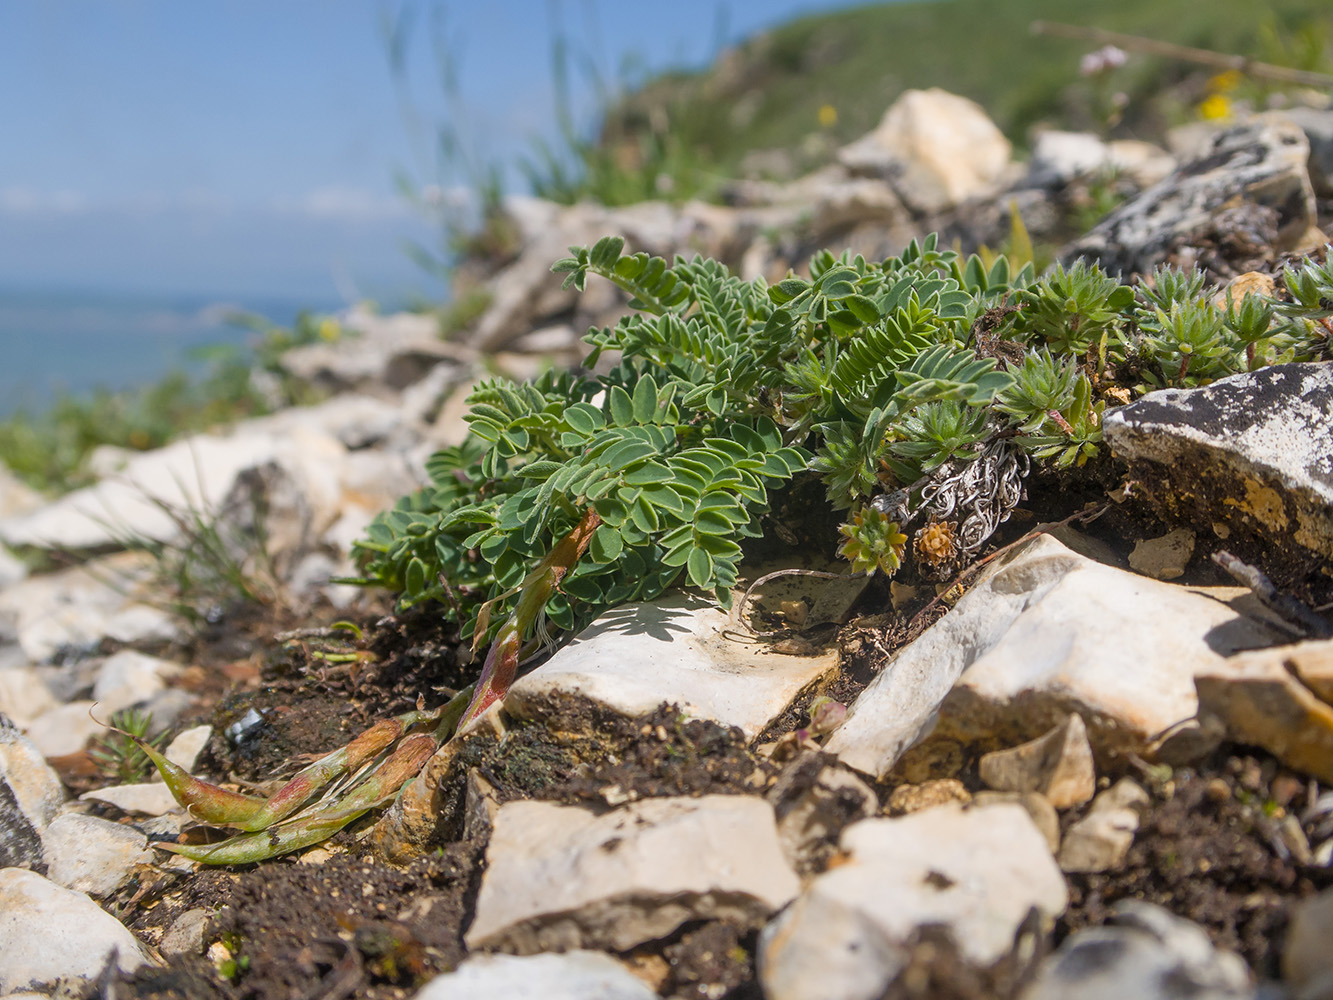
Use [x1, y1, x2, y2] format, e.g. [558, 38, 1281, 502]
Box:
[0, 1, 870, 305]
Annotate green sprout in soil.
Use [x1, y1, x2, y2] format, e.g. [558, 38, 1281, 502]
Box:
[140, 234, 1333, 863]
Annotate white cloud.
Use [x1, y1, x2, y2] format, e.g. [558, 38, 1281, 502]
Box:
[281, 185, 409, 221]
[0, 186, 87, 215]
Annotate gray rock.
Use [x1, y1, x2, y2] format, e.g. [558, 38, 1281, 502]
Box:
[415, 951, 658, 1000]
[759, 802, 1067, 1000]
[1285, 887, 1333, 1000]
[0, 867, 149, 992]
[505, 594, 839, 740]
[824, 534, 1277, 780]
[158, 907, 210, 958]
[41, 813, 150, 897]
[280, 309, 460, 392]
[978, 713, 1096, 809]
[1022, 899, 1252, 1000]
[1104, 362, 1333, 574]
[91, 650, 182, 716]
[161, 725, 212, 773]
[466, 795, 799, 954]
[1065, 118, 1316, 275]
[0, 717, 63, 870]
[1128, 528, 1197, 581]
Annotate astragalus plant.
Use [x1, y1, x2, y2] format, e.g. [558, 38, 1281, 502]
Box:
[141, 235, 1331, 862]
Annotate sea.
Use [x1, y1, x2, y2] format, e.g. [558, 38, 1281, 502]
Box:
[0, 286, 347, 418]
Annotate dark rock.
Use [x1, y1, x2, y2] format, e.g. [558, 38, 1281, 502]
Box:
[1064, 119, 1316, 277]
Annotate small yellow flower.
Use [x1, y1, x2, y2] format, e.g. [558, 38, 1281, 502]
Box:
[1198, 94, 1233, 121]
[318, 317, 341, 342]
[1208, 69, 1242, 93]
[818, 104, 838, 128]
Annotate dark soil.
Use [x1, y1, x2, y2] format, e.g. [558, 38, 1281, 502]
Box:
[80, 437, 1331, 1000]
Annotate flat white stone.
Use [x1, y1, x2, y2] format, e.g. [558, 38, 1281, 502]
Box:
[81, 781, 180, 817]
[467, 794, 799, 954]
[415, 951, 658, 1000]
[92, 650, 183, 716]
[42, 813, 150, 897]
[506, 594, 838, 739]
[0, 868, 149, 992]
[825, 535, 1278, 779]
[759, 802, 1067, 1000]
[977, 714, 1096, 809]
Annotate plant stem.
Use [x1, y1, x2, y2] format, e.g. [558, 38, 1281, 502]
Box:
[457, 507, 601, 727]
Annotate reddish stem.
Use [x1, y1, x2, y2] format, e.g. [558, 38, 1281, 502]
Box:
[458, 508, 601, 727]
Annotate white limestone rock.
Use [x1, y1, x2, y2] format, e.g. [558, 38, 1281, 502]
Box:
[505, 594, 839, 739]
[825, 534, 1278, 780]
[41, 813, 150, 897]
[415, 951, 658, 1000]
[91, 650, 183, 716]
[1104, 362, 1333, 567]
[0, 552, 181, 664]
[0, 867, 149, 992]
[1022, 899, 1252, 1000]
[466, 795, 799, 954]
[758, 802, 1067, 1000]
[1024, 130, 1175, 189]
[838, 89, 1013, 213]
[0, 421, 344, 554]
[0, 717, 64, 870]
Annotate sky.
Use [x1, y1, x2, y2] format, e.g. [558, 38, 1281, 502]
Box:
[0, 1, 871, 306]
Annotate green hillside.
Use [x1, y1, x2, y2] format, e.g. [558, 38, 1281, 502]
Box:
[573, 0, 1331, 202]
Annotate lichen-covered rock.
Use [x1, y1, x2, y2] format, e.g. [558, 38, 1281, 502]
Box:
[1064, 118, 1316, 275]
[1103, 362, 1333, 576]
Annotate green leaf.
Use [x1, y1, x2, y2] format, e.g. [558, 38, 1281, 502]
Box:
[589, 524, 624, 563]
[608, 385, 634, 426]
[687, 546, 714, 588]
[564, 402, 605, 435]
[632, 374, 659, 424]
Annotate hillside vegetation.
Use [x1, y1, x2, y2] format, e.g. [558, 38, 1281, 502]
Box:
[581, 0, 1331, 200]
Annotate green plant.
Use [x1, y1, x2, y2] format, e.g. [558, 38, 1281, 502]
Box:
[142, 235, 1333, 864]
[91, 709, 167, 784]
